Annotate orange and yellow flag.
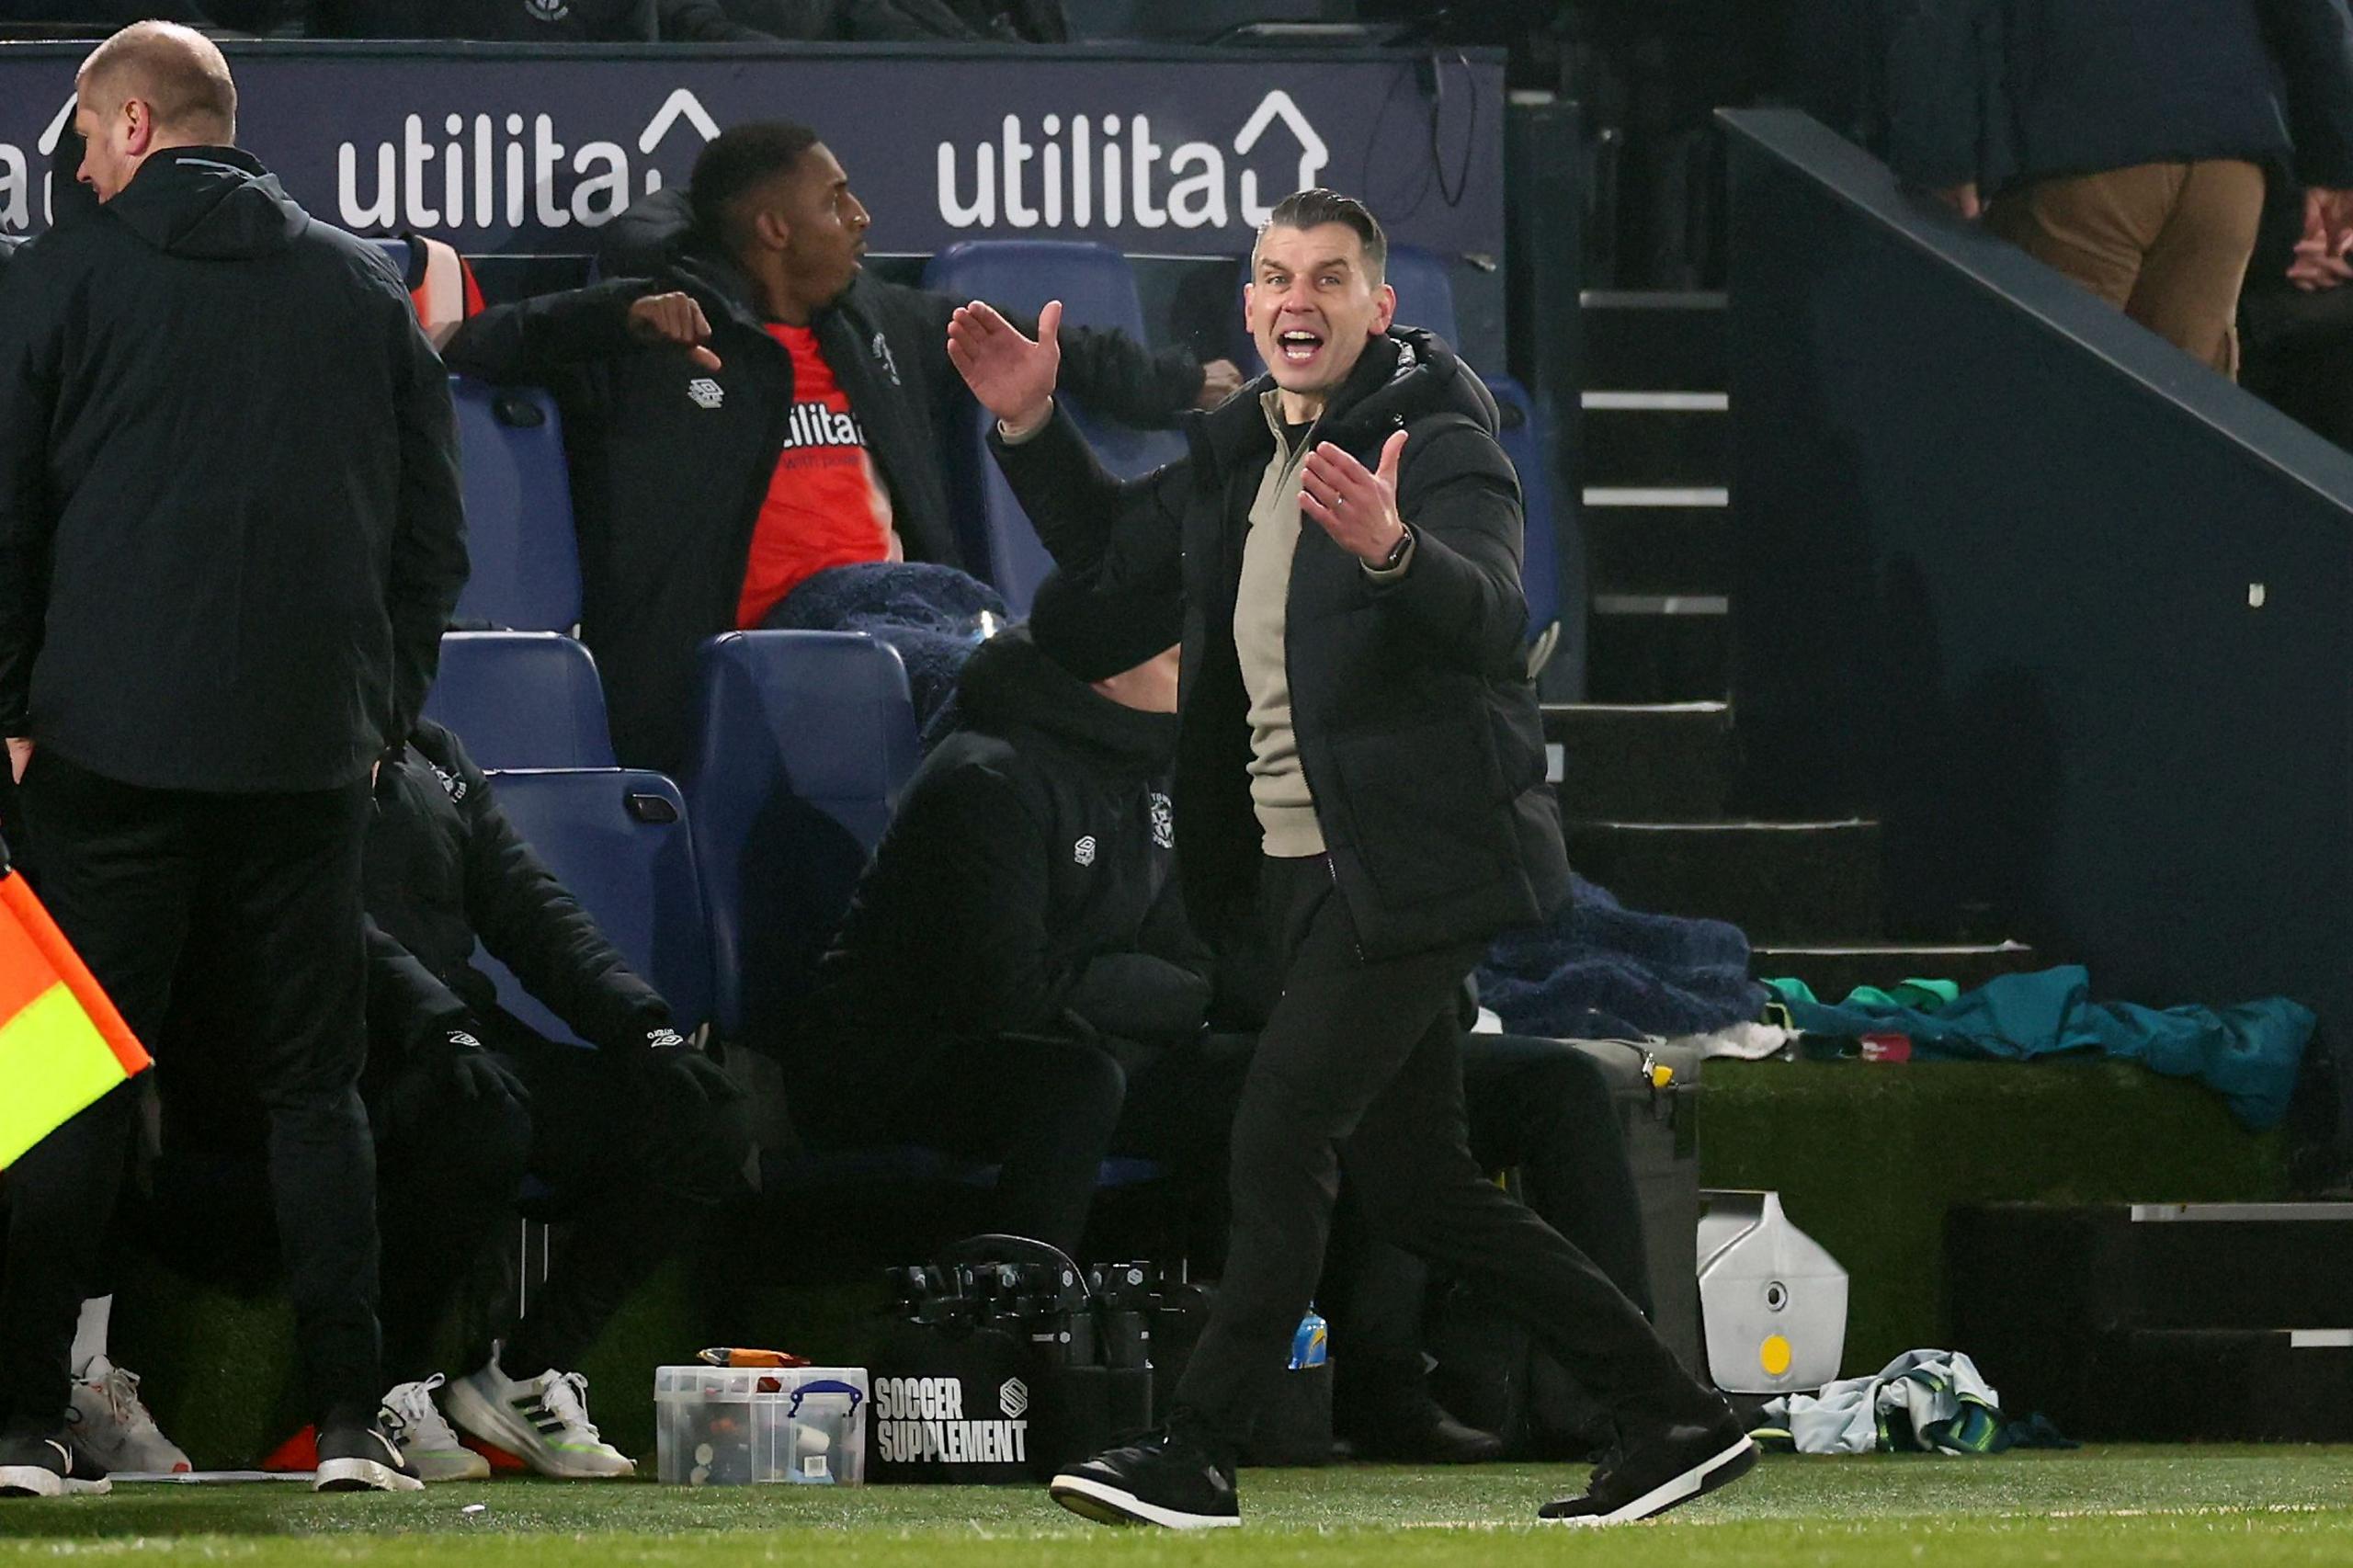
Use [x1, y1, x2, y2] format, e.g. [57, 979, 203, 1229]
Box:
[0, 869, 150, 1170]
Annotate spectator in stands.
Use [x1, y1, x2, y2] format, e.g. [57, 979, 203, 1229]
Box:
[0, 23, 466, 1498]
[1885, 0, 2353, 377]
[442, 121, 1239, 772]
[951, 187, 1745, 1528]
[134, 718, 753, 1483]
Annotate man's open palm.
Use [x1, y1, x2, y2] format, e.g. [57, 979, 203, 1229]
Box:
[948, 300, 1062, 431]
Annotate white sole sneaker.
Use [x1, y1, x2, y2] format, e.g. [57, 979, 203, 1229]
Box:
[0, 1466, 109, 1498]
[407, 1447, 492, 1483]
[1049, 1472, 1242, 1530]
[1543, 1436, 1758, 1528]
[313, 1456, 425, 1493]
[438, 1375, 631, 1480]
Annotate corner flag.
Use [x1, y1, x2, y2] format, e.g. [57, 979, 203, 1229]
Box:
[0, 837, 150, 1170]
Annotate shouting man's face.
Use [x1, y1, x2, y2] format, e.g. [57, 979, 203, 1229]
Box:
[1245, 221, 1395, 409]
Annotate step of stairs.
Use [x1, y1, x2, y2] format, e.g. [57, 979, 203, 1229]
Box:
[1544, 701, 1733, 820]
[1563, 817, 1884, 946]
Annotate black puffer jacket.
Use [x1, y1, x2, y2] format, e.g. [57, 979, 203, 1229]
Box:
[361, 719, 671, 1090]
[443, 192, 1203, 772]
[805, 627, 1207, 1085]
[0, 147, 466, 792]
[993, 329, 1571, 960]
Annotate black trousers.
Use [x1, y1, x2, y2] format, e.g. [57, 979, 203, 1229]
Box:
[1326, 1033, 1656, 1408]
[1169, 854, 1712, 1450]
[827, 1031, 1255, 1258]
[0, 751, 381, 1431]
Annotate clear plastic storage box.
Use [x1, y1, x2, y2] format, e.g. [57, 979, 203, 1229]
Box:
[654, 1365, 870, 1485]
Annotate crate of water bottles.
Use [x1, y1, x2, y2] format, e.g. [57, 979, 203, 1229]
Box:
[654, 1362, 870, 1486]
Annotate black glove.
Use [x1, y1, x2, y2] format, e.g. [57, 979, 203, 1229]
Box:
[438, 1026, 532, 1108]
[641, 1040, 744, 1108]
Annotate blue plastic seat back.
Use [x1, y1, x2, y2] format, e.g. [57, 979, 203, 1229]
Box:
[422, 631, 617, 770]
[1483, 375, 1566, 645]
[920, 241, 1186, 613]
[449, 376, 585, 632]
[682, 631, 921, 1042]
[368, 235, 418, 287]
[469, 768, 714, 1042]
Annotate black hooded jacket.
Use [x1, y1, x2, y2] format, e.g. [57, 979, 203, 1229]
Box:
[0, 146, 467, 792]
[441, 189, 1203, 772]
[361, 719, 672, 1092]
[992, 328, 1572, 961]
[805, 627, 1209, 1086]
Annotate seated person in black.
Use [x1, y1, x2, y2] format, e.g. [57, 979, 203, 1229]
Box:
[149, 720, 751, 1483]
[800, 572, 1245, 1255]
[442, 121, 1239, 768]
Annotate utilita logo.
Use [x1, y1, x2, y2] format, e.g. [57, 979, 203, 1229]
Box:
[334, 86, 721, 232]
[0, 95, 77, 231]
[936, 88, 1327, 233]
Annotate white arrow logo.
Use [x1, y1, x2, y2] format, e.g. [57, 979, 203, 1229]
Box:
[638, 88, 722, 156]
[38, 95, 75, 157]
[1233, 89, 1329, 227]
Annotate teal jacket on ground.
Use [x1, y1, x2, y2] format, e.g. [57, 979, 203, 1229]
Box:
[1762, 967, 2314, 1131]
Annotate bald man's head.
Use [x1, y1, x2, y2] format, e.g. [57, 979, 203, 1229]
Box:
[73, 22, 237, 202]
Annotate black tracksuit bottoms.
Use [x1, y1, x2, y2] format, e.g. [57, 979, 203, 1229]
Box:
[0, 750, 382, 1433]
[1167, 852, 1715, 1450]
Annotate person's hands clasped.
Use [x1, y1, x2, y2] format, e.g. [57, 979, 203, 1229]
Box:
[1301, 431, 1410, 566]
[628, 291, 722, 372]
[948, 299, 1062, 437]
[443, 1028, 532, 1108]
[633, 1026, 744, 1108]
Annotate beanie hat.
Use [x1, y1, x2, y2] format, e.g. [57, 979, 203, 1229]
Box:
[1026, 570, 1184, 683]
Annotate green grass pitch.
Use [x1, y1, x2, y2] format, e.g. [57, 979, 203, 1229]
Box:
[5, 1449, 2352, 1566]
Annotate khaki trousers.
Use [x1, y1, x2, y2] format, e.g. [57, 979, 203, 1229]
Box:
[1988, 159, 2267, 377]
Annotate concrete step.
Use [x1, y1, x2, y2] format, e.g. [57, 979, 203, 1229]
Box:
[1580, 290, 1725, 391]
[1563, 817, 1882, 946]
[1587, 501, 1728, 597]
[1579, 401, 1728, 489]
[1585, 597, 1730, 704]
[1544, 700, 1733, 820]
[1751, 941, 2040, 1000]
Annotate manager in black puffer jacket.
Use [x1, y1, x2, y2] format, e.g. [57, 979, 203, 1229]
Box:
[952, 188, 1745, 1528]
[442, 123, 1221, 773]
[1886, 0, 2353, 375]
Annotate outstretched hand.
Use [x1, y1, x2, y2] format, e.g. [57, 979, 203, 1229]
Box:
[948, 299, 1062, 434]
[1301, 430, 1409, 565]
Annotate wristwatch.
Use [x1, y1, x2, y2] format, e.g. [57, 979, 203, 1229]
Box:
[1375, 525, 1415, 572]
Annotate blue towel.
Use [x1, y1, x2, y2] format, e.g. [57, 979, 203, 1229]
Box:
[1479, 875, 1766, 1041]
[1764, 967, 2316, 1131]
[766, 561, 1006, 727]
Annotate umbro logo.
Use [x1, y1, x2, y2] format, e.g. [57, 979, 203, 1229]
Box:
[1073, 835, 1097, 868]
[688, 378, 725, 410]
[430, 764, 467, 801]
[871, 331, 901, 386]
[527, 0, 572, 19]
[1148, 791, 1173, 849]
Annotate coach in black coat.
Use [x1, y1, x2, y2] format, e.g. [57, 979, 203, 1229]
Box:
[951, 191, 1736, 1527]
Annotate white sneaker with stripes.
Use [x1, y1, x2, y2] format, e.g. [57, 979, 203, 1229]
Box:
[441, 1345, 633, 1479]
[381, 1376, 490, 1483]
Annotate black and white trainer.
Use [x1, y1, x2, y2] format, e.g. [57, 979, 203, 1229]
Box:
[0, 1430, 110, 1498]
[1539, 1412, 1757, 1526]
[1049, 1426, 1241, 1529]
[313, 1415, 424, 1493]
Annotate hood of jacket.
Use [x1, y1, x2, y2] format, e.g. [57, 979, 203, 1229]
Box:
[1195, 325, 1496, 476]
[105, 145, 305, 261]
[956, 627, 1176, 776]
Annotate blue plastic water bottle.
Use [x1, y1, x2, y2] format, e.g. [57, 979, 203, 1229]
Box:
[1288, 1306, 1329, 1370]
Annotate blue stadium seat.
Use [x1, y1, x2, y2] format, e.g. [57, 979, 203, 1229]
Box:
[368, 235, 416, 286]
[1383, 244, 1462, 347]
[1484, 375, 1581, 674]
[920, 241, 1187, 614]
[422, 631, 616, 770]
[468, 768, 714, 1043]
[449, 376, 585, 633]
[681, 631, 920, 1045]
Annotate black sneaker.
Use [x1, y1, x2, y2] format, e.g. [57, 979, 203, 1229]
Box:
[1538, 1412, 1756, 1526]
[1049, 1426, 1241, 1529]
[0, 1429, 111, 1497]
[313, 1416, 424, 1493]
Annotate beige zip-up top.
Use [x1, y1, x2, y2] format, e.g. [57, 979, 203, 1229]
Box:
[1235, 391, 1326, 858]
